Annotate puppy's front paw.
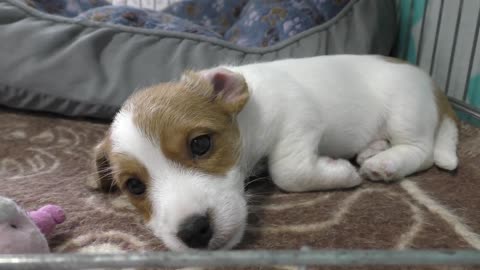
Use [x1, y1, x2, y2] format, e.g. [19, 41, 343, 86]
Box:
[332, 159, 363, 187]
[346, 168, 363, 187]
[360, 158, 399, 182]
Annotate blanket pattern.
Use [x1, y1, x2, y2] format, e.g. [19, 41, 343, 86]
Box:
[1, 109, 480, 270]
[23, 0, 350, 47]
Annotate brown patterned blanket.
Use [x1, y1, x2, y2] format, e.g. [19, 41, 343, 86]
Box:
[1, 108, 479, 270]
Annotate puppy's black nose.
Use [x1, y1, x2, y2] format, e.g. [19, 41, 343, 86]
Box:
[177, 214, 213, 249]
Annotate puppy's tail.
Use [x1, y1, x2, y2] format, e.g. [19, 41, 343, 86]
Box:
[433, 116, 459, 171]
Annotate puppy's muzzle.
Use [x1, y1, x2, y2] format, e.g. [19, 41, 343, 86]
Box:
[177, 214, 213, 249]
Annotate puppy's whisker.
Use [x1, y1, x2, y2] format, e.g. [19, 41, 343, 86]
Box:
[66, 168, 122, 190]
[244, 177, 270, 189]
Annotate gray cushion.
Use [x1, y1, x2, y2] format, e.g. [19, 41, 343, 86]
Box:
[0, 0, 397, 119]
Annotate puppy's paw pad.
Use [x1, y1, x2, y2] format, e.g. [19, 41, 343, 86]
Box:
[360, 159, 398, 182]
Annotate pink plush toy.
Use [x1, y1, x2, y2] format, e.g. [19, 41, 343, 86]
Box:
[28, 204, 66, 236]
[0, 196, 65, 253]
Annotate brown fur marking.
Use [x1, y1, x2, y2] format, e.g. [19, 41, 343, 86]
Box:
[94, 133, 152, 221]
[434, 87, 458, 123]
[109, 153, 153, 221]
[380, 56, 409, 64]
[127, 71, 248, 176]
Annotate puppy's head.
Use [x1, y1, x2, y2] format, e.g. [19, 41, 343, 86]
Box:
[94, 68, 250, 250]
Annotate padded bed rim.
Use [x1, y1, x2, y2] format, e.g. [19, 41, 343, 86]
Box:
[0, 82, 119, 120]
[0, 0, 397, 119]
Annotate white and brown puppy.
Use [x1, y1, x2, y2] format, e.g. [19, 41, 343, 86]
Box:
[93, 55, 458, 251]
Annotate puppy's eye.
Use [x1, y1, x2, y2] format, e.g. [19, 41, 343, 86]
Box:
[190, 135, 211, 157]
[10, 224, 17, 229]
[126, 178, 146, 195]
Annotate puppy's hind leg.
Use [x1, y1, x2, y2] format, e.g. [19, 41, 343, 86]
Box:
[268, 133, 362, 192]
[360, 92, 437, 182]
[359, 142, 434, 182]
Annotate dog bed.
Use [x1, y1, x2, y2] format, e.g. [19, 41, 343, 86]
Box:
[1, 107, 480, 269]
[0, 0, 397, 119]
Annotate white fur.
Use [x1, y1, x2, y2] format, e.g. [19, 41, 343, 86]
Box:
[110, 111, 247, 251]
[227, 55, 456, 186]
[111, 54, 458, 250]
[433, 117, 459, 170]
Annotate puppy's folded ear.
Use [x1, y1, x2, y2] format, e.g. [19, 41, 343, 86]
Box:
[184, 67, 250, 114]
[87, 136, 117, 193]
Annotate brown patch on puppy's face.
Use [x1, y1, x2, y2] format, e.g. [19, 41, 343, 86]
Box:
[109, 153, 152, 221]
[126, 68, 249, 176]
[93, 138, 152, 221]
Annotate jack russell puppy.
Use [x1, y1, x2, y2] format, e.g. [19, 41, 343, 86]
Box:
[92, 55, 458, 251]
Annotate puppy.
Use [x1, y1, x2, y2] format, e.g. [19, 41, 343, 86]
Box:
[92, 55, 458, 251]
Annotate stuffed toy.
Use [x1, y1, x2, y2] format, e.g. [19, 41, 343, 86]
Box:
[0, 196, 65, 253]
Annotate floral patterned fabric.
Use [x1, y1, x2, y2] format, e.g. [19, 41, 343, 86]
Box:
[24, 0, 351, 47]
